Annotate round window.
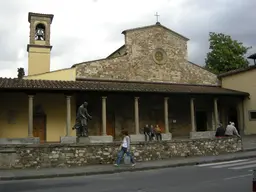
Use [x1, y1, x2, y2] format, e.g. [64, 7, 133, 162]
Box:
[155, 51, 164, 61]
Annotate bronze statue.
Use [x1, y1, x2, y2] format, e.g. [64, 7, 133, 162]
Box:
[72, 102, 92, 137]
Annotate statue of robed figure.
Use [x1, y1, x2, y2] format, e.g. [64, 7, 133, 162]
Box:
[72, 102, 92, 137]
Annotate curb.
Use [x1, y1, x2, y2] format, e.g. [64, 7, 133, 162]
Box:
[1, 154, 256, 181]
[242, 148, 256, 152]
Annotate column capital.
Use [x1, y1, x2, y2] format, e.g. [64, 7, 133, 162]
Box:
[164, 97, 169, 100]
[28, 95, 34, 98]
[102, 96, 107, 99]
[135, 97, 139, 100]
[214, 98, 218, 101]
[66, 95, 72, 99]
[190, 98, 195, 101]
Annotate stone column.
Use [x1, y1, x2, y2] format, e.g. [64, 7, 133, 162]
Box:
[134, 97, 140, 134]
[102, 96, 107, 136]
[164, 97, 169, 133]
[28, 95, 34, 137]
[214, 98, 219, 130]
[236, 100, 244, 135]
[190, 98, 196, 132]
[66, 96, 71, 136]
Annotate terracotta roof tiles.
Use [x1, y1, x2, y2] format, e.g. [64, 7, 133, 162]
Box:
[0, 78, 249, 96]
[218, 65, 256, 78]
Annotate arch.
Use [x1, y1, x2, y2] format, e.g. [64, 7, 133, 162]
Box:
[35, 23, 46, 41]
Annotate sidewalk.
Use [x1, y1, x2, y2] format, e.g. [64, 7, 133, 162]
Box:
[0, 150, 256, 181]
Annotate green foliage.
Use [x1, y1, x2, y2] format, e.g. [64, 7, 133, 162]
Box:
[205, 32, 251, 74]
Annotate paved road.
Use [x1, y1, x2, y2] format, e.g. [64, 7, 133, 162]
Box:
[1, 158, 255, 192]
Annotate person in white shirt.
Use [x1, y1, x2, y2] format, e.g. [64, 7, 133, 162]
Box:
[114, 130, 136, 167]
[225, 122, 241, 138]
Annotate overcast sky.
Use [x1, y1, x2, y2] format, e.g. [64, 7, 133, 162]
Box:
[0, 0, 255, 78]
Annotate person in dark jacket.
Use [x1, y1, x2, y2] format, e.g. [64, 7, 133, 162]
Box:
[215, 123, 225, 137]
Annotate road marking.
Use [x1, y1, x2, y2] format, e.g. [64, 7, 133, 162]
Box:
[231, 164, 256, 170]
[197, 159, 249, 167]
[212, 160, 256, 168]
[223, 174, 251, 180]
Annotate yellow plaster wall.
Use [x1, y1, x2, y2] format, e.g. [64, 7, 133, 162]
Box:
[0, 93, 28, 138]
[24, 68, 76, 81]
[28, 46, 51, 76]
[221, 69, 256, 134]
[0, 92, 76, 142]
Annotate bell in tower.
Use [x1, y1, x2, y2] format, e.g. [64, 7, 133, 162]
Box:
[35, 23, 45, 41]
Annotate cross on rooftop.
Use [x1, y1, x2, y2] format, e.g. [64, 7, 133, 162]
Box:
[154, 12, 160, 23]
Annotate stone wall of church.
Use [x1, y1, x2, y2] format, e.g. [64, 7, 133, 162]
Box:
[76, 25, 218, 85]
[0, 137, 241, 169]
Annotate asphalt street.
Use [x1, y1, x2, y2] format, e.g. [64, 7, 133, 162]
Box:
[1, 158, 255, 192]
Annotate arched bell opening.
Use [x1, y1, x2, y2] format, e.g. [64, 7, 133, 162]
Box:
[35, 23, 46, 41]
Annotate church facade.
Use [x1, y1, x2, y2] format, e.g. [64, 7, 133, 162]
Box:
[0, 12, 249, 144]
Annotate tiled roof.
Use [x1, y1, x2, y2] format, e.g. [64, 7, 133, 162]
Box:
[248, 53, 256, 59]
[218, 65, 256, 78]
[0, 78, 248, 96]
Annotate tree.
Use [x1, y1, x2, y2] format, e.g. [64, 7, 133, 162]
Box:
[17, 67, 25, 79]
[205, 32, 251, 74]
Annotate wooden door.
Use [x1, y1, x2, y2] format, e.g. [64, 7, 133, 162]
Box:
[106, 121, 115, 137]
[33, 115, 46, 143]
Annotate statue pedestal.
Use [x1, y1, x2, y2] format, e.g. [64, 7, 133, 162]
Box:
[89, 136, 113, 143]
[60, 136, 76, 144]
[77, 137, 91, 144]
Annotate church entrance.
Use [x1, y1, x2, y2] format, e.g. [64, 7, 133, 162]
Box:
[33, 114, 46, 143]
[196, 111, 208, 131]
[33, 105, 46, 143]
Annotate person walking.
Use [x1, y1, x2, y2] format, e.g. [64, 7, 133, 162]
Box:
[114, 130, 136, 167]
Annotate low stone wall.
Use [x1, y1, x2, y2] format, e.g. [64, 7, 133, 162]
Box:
[0, 137, 241, 169]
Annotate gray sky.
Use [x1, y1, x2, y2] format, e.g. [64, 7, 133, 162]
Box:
[0, 0, 255, 77]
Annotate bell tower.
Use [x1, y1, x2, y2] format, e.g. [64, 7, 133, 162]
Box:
[27, 12, 54, 76]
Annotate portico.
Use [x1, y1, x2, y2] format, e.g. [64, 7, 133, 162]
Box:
[0, 78, 248, 144]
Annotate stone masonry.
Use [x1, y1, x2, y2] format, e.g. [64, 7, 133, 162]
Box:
[0, 137, 241, 169]
[76, 24, 218, 85]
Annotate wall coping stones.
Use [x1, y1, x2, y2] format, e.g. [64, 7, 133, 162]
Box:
[0, 137, 241, 148]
